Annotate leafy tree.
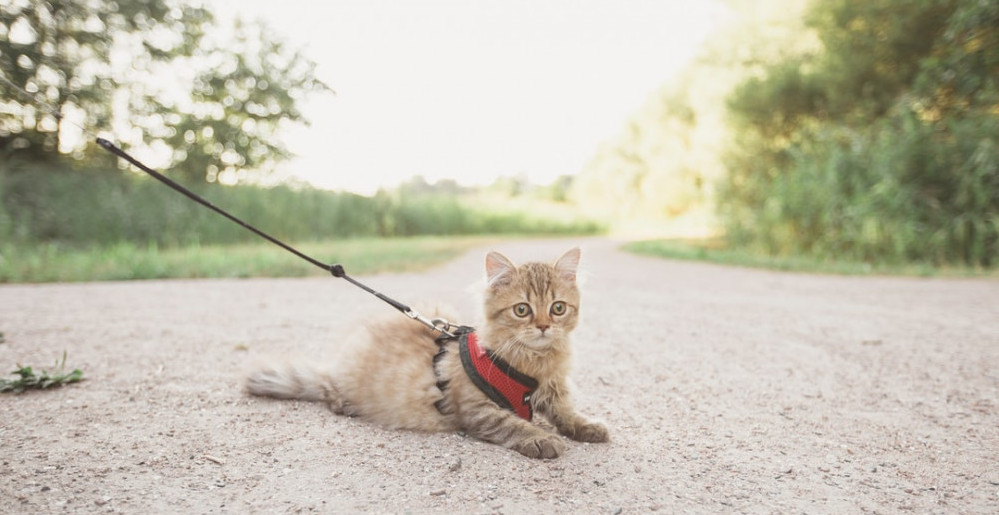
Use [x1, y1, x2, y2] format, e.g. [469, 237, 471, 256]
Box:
[146, 19, 331, 183]
[1, 0, 209, 158]
[728, 0, 953, 135]
[722, 0, 998, 266]
[0, 0, 330, 182]
[912, 0, 999, 120]
[570, 0, 817, 224]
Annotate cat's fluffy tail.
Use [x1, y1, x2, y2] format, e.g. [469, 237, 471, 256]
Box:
[244, 357, 338, 403]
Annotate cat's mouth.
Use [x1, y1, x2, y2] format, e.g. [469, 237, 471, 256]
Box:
[522, 330, 557, 349]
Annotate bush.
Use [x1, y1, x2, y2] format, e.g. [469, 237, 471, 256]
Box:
[721, 110, 998, 267]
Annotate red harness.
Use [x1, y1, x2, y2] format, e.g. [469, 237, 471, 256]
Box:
[456, 331, 538, 420]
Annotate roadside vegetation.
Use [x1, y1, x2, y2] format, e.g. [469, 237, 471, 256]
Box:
[0, 235, 501, 283]
[580, 0, 997, 272]
[624, 239, 998, 278]
[2, 0, 995, 282]
[0, 163, 599, 282]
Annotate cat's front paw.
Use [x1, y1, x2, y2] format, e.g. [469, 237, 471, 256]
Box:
[513, 434, 566, 459]
[566, 421, 610, 443]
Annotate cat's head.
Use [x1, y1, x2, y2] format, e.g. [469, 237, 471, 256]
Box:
[482, 247, 582, 351]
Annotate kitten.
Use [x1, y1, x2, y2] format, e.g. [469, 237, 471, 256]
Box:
[244, 247, 609, 459]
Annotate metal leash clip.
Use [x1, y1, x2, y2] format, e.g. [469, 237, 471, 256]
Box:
[404, 309, 456, 339]
[431, 318, 458, 338]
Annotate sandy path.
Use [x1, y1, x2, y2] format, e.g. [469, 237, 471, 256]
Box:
[1, 238, 997, 513]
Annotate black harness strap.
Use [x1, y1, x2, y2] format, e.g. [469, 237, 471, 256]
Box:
[433, 328, 538, 420]
[432, 325, 475, 415]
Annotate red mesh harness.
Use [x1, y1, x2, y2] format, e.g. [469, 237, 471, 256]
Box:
[436, 328, 538, 420]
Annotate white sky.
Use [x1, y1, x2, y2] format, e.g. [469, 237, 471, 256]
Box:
[214, 0, 725, 194]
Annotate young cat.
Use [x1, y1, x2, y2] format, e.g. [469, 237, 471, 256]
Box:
[244, 247, 609, 459]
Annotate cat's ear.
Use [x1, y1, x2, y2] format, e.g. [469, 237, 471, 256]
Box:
[485, 251, 517, 287]
[554, 247, 581, 282]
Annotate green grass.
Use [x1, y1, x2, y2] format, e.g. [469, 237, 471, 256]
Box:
[624, 238, 999, 277]
[1, 163, 603, 249]
[0, 236, 494, 283]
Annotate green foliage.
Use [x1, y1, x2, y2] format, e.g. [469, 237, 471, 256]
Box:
[0, 158, 603, 282]
[153, 20, 332, 183]
[722, 0, 999, 268]
[572, 0, 995, 269]
[0, 160, 600, 250]
[723, 115, 997, 265]
[0, 236, 490, 282]
[623, 238, 993, 277]
[570, 0, 818, 231]
[0, 0, 329, 182]
[804, 0, 952, 120]
[0, 0, 211, 158]
[1, 352, 83, 393]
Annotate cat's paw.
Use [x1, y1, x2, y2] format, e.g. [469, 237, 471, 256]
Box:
[566, 421, 610, 443]
[513, 434, 566, 459]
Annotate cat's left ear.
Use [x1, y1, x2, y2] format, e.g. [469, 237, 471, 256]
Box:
[554, 247, 581, 282]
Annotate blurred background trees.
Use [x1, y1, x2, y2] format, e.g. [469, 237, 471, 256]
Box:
[2, 0, 996, 271]
[570, 0, 819, 232]
[723, 0, 998, 266]
[575, 0, 997, 267]
[0, 0, 329, 182]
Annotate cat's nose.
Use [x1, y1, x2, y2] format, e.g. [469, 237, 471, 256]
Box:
[537, 324, 550, 334]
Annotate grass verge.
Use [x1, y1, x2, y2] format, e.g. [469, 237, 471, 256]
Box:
[623, 238, 999, 277]
[0, 236, 495, 283]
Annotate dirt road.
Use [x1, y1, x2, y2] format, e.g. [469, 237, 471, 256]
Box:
[2, 238, 997, 513]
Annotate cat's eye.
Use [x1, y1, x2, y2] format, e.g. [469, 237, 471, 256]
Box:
[550, 301, 567, 316]
[513, 303, 532, 318]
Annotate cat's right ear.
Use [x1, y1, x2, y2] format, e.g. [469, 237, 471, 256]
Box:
[485, 251, 517, 287]
[554, 247, 581, 282]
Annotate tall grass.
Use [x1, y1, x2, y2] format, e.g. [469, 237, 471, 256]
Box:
[0, 160, 602, 282]
[0, 161, 602, 249]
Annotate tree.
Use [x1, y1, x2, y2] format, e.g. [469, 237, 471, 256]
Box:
[722, 0, 998, 266]
[140, 19, 331, 183]
[1, 0, 209, 158]
[0, 0, 330, 182]
[570, 0, 817, 225]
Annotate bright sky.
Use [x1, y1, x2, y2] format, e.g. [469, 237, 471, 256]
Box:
[215, 0, 724, 194]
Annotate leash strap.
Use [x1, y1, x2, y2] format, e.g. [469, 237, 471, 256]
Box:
[95, 138, 451, 336]
[2, 75, 455, 336]
[97, 138, 332, 272]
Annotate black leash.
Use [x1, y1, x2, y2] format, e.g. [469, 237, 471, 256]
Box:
[94, 138, 455, 338]
[96, 138, 330, 272]
[1, 74, 453, 337]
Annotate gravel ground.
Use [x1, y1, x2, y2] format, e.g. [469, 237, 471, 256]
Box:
[2, 238, 997, 513]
